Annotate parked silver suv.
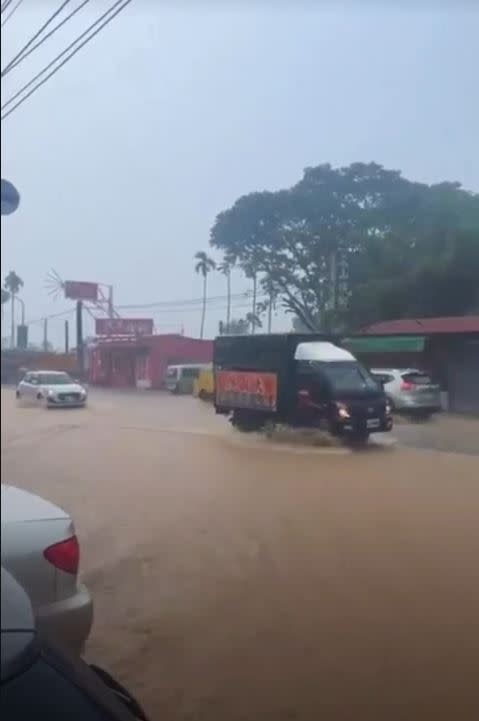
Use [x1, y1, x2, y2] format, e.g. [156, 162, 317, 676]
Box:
[370, 368, 441, 419]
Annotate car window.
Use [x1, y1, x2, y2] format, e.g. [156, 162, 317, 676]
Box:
[182, 367, 200, 379]
[166, 368, 178, 379]
[401, 372, 433, 385]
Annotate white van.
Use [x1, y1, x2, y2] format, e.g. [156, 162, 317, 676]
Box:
[164, 364, 210, 394]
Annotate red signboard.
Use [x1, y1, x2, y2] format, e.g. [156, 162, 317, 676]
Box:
[95, 318, 154, 337]
[215, 370, 278, 412]
[64, 280, 99, 302]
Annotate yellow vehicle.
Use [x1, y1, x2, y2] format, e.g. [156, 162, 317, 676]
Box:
[193, 365, 214, 401]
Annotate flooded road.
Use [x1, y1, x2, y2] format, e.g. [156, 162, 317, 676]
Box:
[2, 388, 479, 721]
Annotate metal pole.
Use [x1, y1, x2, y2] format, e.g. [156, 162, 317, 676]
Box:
[15, 296, 25, 325]
[43, 318, 48, 351]
[10, 293, 15, 348]
[108, 285, 114, 318]
[65, 320, 69, 354]
[76, 300, 84, 373]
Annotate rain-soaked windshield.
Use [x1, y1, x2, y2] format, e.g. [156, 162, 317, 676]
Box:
[319, 362, 380, 392]
[38, 373, 73, 385]
[2, 3, 477, 721]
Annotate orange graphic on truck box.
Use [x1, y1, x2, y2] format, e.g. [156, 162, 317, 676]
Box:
[215, 370, 278, 412]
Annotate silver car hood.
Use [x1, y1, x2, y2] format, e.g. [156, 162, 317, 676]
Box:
[1, 485, 68, 524]
[41, 383, 84, 394]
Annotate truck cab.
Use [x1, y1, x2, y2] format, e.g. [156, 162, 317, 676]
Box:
[293, 341, 393, 439]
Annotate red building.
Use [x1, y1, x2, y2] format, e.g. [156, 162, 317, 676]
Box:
[88, 334, 213, 389]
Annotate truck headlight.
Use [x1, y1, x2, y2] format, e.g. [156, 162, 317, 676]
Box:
[385, 402, 392, 415]
[335, 401, 351, 419]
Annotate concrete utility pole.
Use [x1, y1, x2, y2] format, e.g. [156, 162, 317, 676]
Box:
[65, 320, 69, 354]
[76, 300, 84, 373]
[15, 296, 25, 325]
[43, 318, 48, 351]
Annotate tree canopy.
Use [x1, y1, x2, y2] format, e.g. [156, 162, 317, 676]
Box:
[210, 163, 479, 331]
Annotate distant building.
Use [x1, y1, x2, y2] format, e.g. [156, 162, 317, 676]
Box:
[345, 316, 479, 415]
[88, 334, 213, 389]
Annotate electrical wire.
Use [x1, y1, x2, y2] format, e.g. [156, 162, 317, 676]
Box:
[116, 291, 257, 311]
[1, 0, 133, 120]
[2, 0, 92, 78]
[2, 0, 72, 67]
[26, 307, 76, 326]
[1, 0, 24, 28]
[1, 0, 15, 15]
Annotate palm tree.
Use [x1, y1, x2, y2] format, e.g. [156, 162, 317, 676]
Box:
[246, 311, 262, 334]
[217, 258, 233, 331]
[4, 271, 23, 348]
[194, 251, 216, 339]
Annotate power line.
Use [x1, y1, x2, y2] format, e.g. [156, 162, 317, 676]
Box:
[2, 0, 92, 78]
[2, 0, 72, 66]
[1, 0, 25, 28]
[25, 307, 76, 326]
[1, 0, 133, 121]
[116, 291, 257, 311]
[1, 0, 15, 15]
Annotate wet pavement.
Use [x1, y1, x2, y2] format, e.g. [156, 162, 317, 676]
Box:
[2, 388, 479, 721]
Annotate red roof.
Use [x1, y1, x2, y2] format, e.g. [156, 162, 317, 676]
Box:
[361, 316, 479, 335]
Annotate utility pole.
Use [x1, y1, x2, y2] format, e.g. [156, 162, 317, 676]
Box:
[65, 320, 69, 354]
[76, 300, 84, 373]
[10, 292, 15, 348]
[108, 285, 114, 318]
[43, 318, 48, 351]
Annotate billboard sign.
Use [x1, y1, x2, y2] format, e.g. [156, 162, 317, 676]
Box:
[1, 178, 20, 216]
[64, 281, 99, 302]
[215, 370, 278, 412]
[95, 318, 154, 337]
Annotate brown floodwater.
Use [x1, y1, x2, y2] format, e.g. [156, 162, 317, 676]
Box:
[2, 388, 479, 721]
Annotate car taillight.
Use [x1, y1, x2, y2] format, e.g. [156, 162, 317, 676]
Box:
[44, 535, 79, 575]
[400, 380, 413, 391]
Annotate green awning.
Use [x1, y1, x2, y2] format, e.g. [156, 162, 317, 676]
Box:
[344, 335, 426, 353]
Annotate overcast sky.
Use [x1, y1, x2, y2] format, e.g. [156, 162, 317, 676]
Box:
[1, 1, 478, 347]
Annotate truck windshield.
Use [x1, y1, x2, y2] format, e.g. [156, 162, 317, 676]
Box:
[314, 362, 379, 392]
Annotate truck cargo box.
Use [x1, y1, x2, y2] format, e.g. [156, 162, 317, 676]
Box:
[214, 333, 337, 415]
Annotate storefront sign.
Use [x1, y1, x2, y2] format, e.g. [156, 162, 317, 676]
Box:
[215, 370, 277, 411]
[95, 318, 154, 336]
[64, 280, 99, 302]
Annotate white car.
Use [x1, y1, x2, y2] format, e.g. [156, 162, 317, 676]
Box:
[1, 484, 93, 654]
[16, 370, 87, 408]
[370, 368, 441, 418]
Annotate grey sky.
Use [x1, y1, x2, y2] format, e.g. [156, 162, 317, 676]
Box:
[1, 1, 478, 346]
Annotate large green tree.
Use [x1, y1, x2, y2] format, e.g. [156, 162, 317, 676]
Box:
[210, 163, 479, 331]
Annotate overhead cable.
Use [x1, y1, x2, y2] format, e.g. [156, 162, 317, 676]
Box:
[2, 0, 92, 78]
[1, 0, 133, 121]
[1, 0, 25, 28]
[2, 0, 72, 69]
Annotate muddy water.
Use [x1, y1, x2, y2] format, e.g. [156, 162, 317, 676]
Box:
[2, 389, 479, 721]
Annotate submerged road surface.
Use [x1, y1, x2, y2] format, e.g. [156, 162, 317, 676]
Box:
[2, 388, 479, 721]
